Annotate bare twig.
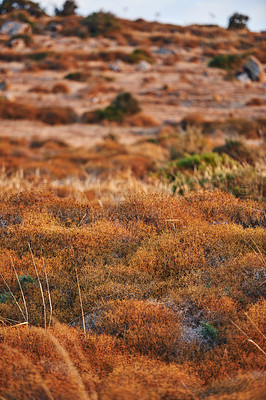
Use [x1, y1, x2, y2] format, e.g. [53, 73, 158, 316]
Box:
[42, 258, 53, 327]
[28, 243, 46, 330]
[10, 256, 28, 323]
[244, 312, 266, 341]
[230, 319, 266, 356]
[6, 321, 29, 329]
[75, 268, 86, 335]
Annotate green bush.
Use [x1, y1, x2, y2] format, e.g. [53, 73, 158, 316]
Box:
[127, 48, 154, 64]
[84, 92, 141, 123]
[64, 71, 89, 82]
[208, 54, 245, 70]
[82, 11, 121, 36]
[111, 92, 141, 115]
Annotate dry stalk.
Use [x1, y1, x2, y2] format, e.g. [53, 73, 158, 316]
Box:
[6, 321, 29, 328]
[42, 258, 53, 327]
[28, 243, 47, 329]
[244, 312, 266, 341]
[230, 319, 266, 356]
[75, 268, 86, 335]
[10, 255, 28, 323]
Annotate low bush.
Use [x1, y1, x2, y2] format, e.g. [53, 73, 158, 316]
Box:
[83, 92, 141, 124]
[245, 97, 264, 106]
[0, 98, 77, 125]
[82, 11, 121, 36]
[214, 140, 257, 166]
[208, 54, 245, 70]
[127, 48, 155, 64]
[52, 82, 70, 94]
[37, 106, 77, 125]
[64, 71, 90, 82]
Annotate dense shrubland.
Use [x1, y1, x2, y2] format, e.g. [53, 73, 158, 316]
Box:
[0, 190, 265, 399]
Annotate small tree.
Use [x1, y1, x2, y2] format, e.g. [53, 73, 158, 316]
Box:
[55, 0, 77, 17]
[228, 13, 249, 29]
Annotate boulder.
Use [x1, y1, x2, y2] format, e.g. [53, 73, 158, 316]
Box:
[138, 60, 151, 71]
[0, 21, 32, 36]
[243, 56, 264, 82]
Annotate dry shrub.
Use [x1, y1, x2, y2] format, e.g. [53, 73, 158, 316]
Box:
[180, 113, 205, 130]
[0, 98, 37, 120]
[124, 113, 159, 127]
[37, 106, 77, 125]
[131, 229, 206, 278]
[0, 324, 200, 400]
[52, 82, 70, 94]
[90, 299, 181, 361]
[245, 97, 264, 106]
[28, 85, 51, 93]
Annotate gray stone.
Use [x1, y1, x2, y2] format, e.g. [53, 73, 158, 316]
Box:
[243, 56, 264, 82]
[0, 21, 32, 36]
[138, 60, 151, 71]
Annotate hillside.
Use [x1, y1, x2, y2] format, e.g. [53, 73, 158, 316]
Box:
[0, 7, 265, 400]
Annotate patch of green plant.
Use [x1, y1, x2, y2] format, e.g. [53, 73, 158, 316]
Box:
[112, 92, 141, 115]
[157, 153, 265, 200]
[127, 48, 154, 64]
[27, 51, 53, 61]
[208, 54, 245, 70]
[18, 274, 34, 287]
[0, 291, 12, 304]
[95, 105, 125, 122]
[64, 71, 88, 82]
[202, 322, 218, 339]
[172, 153, 235, 171]
[93, 92, 141, 122]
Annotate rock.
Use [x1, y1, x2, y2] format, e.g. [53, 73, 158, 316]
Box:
[138, 60, 151, 71]
[154, 47, 175, 55]
[237, 71, 251, 83]
[0, 21, 32, 36]
[0, 81, 8, 90]
[243, 56, 264, 82]
[109, 60, 122, 72]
